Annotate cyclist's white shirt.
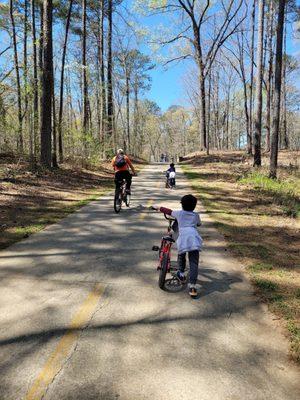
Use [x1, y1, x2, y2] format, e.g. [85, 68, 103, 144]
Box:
[171, 210, 202, 254]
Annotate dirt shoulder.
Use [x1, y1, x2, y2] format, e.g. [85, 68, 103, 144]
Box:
[0, 155, 118, 250]
[182, 150, 300, 363]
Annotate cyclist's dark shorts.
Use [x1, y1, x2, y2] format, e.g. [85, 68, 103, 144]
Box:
[115, 170, 132, 188]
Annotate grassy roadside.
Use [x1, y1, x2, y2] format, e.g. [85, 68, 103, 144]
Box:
[181, 154, 300, 363]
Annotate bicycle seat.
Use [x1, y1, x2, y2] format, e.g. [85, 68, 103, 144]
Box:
[163, 235, 175, 243]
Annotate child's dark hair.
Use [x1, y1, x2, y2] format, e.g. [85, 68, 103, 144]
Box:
[170, 163, 174, 167]
[181, 194, 197, 211]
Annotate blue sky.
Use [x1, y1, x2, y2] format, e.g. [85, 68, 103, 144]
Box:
[0, 0, 299, 112]
[128, 0, 300, 111]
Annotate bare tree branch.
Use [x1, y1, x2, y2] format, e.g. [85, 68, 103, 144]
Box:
[163, 54, 192, 66]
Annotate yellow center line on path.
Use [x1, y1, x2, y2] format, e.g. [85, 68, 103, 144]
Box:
[25, 283, 105, 400]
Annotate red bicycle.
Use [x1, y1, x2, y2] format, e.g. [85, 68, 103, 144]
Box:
[152, 212, 182, 290]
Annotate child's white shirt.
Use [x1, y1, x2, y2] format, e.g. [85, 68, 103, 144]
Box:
[171, 210, 202, 254]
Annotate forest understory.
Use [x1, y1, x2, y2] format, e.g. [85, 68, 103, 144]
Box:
[0, 154, 117, 250]
[182, 150, 300, 364]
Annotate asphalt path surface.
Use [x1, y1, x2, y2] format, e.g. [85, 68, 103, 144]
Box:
[0, 164, 299, 400]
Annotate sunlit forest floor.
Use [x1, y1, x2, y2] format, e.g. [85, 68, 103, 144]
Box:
[0, 154, 115, 250]
[182, 150, 300, 363]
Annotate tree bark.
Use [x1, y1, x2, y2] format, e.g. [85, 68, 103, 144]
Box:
[133, 82, 139, 155]
[39, 2, 44, 132]
[9, 0, 23, 152]
[199, 69, 207, 150]
[58, 0, 73, 163]
[126, 73, 130, 152]
[282, 21, 288, 149]
[52, 81, 58, 167]
[40, 0, 53, 168]
[249, 0, 256, 154]
[206, 68, 212, 155]
[107, 0, 114, 143]
[253, 0, 265, 167]
[82, 0, 88, 138]
[270, 0, 286, 178]
[265, 0, 274, 152]
[31, 0, 39, 164]
[193, 23, 207, 150]
[238, 30, 251, 154]
[24, 0, 29, 153]
[225, 80, 231, 150]
[99, 0, 106, 145]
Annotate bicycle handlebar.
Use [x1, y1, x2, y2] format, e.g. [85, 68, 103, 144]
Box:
[164, 213, 175, 221]
[149, 206, 175, 221]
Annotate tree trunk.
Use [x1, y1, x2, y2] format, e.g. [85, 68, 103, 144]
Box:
[269, 0, 286, 178]
[82, 0, 88, 139]
[214, 71, 220, 150]
[282, 21, 288, 149]
[242, 77, 250, 151]
[9, 0, 23, 153]
[126, 73, 130, 152]
[253, 0, 265, 167]
[238, 30, 251, 154]
[31, 0, 38, 164]
[193, 24, 207, 150]
[133, 82, 138, 155]
[39, 2, 44, 132]
[206, 68, 212, 155]
[24, 0, 29, 154]
[52, 82, 58, 167]
[249, 0, 256, 155]
[265, 0, 274, 152]
[58, 0, 73, 163]
[199, 69, 207, 150]
[40, 0, 53, 168]
[107, 0, 114, 143]
[99, 0, 106, 145]
[225, 81, 231, 150]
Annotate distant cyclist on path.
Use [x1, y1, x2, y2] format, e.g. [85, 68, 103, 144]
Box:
[112, 149, 136, 195]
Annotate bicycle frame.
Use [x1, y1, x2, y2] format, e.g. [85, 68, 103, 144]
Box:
[157, 216, 174, 271]
[152, 213, 183, 289]
[165, 176, 175, 189]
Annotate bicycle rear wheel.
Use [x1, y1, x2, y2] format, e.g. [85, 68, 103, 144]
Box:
[158, 253, 169, 290]
[114, 190, 122, 213]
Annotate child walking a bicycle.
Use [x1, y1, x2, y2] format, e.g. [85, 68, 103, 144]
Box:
[153, 194, 202, 298]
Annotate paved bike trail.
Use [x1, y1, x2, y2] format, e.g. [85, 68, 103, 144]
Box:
[0, 164, 299, 400]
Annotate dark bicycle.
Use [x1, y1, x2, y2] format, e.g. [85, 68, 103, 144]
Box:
[165, 172, 176, 189]
[152, 212, 184, 290]
[114, 178, 131, 213]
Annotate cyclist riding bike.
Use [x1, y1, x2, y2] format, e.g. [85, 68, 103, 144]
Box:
[112, 149, 136, 195]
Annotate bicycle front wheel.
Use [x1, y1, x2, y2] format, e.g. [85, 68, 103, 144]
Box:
[158, 252, 169, 290]
[114, 190, 122, 213]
